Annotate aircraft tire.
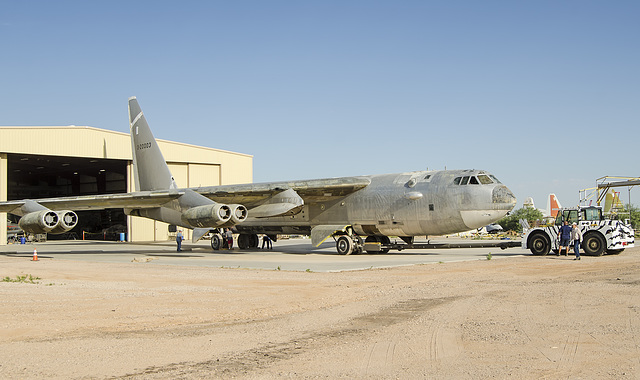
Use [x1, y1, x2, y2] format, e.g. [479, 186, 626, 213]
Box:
[379, 236, 391, 253]
[583, 233, 606, 256]
[336, 236, 353, 255]
[238, 234, 250, 249]
[528, 233, 550, 256]
[250, 234, 259, 248]
[211, 233, 223, 250]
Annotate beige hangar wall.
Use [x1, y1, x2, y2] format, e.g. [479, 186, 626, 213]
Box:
[0, 126, 253, 244]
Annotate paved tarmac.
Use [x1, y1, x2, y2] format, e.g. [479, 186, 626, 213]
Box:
[0, 237, 528, 272]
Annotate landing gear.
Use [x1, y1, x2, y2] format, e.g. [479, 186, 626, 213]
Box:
[335, 229, 396, 255]
[336, 235, 354, 255]
[211, 233, 223, 250]
[365, 236, 391, 253]
[238, 233, 259, 249]
[210, 230, 260, 251]
[335, 235, 364, 255]
[238, 234, 249, 249]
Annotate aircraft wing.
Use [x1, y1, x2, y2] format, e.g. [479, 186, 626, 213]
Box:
[0, 177, 370, 217]
[0, 190, 185, 214]
[193, 176, 372, 207]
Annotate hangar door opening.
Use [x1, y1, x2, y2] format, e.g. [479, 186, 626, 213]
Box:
[7, 153, 127, 240]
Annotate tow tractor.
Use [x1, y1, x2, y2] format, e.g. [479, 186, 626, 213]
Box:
[522, 206, 634, 256]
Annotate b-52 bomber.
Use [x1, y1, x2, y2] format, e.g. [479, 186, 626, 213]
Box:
[0, 97, 517, 255]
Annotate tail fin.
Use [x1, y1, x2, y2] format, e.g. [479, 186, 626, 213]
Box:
[128, 97, 177, 191]
[523, 197, 535, 209]
[547, 194, 561, 218]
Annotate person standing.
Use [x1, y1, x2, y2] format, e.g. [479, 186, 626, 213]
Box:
[176, 230, 184, 252]
[571, 223, 582, 260]
[225, 228, 233, 250]
[262, 234, 272, 249]
[558, 220, 572, 256]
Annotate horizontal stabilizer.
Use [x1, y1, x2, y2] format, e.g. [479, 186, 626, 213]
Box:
[311, 225, 349, 247]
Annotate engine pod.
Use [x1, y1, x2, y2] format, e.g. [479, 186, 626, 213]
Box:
[49, 211, 78, 234]
[182, 203, 232, 228]
[18, 210, 59, 234]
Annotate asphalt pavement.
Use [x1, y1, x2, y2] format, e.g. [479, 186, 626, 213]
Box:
[0, 237, 528, 272]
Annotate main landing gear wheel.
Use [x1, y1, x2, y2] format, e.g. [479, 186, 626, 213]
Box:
[238, 234, 250, 249]
[211, 233, 223, 250]
[336, 236, 354, 255]
[250, 234, 259, 248]
[237, 234, 259, 249]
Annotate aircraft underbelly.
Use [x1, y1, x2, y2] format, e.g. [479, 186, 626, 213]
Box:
[460, 210, 508, 230]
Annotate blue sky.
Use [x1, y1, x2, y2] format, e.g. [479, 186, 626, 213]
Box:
[1, 1, 638, 209]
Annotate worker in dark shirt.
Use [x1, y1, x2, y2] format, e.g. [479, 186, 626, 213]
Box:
[261, 234, 272, 249]
[176, 230, 184, 252]
[557, 220, 572, 256]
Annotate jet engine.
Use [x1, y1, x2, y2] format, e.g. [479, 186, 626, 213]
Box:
[228, 204, 248, 225]
[18, 210, 59, 234]
[182, 203, 232, 228]
[49, 210, 78, 234]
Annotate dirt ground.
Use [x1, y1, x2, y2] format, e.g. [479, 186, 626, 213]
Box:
[1, 247, 640, 379]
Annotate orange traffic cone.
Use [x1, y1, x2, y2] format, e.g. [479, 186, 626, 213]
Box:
[32, 249, 38, 261]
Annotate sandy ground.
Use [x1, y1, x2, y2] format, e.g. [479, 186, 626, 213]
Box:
[1, 247, 639, 379]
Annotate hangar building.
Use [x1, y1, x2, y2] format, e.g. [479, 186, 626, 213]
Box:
[0, 126, 253, 245]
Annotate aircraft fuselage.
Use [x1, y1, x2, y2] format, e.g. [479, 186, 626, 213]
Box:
[233, 169, 515, 238]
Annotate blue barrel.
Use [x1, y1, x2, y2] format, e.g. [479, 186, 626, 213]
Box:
[119, 233, 125, 242]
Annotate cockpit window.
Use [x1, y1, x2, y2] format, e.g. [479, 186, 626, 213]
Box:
[455, 174, 497, 185]
[489, 175, 501, 184]
[477, 175, 493, 184]
[418, 174, 432, 183]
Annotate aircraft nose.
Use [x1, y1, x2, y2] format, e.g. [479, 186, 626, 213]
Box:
[492, 185, 517, 209]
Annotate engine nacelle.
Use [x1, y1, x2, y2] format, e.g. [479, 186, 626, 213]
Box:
[18, 210, 59, 234]
[49, 210, 78, 234]
[228, 204, 248, 225]
[181, 203, 232, 228]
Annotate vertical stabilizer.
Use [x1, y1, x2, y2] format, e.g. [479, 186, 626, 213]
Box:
[547, 194, 561, 218]
[523, 197, 535, 209]
[129, 97, 177, 191]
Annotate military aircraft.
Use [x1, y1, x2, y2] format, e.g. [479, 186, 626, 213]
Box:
[0, 97, 517, 255]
